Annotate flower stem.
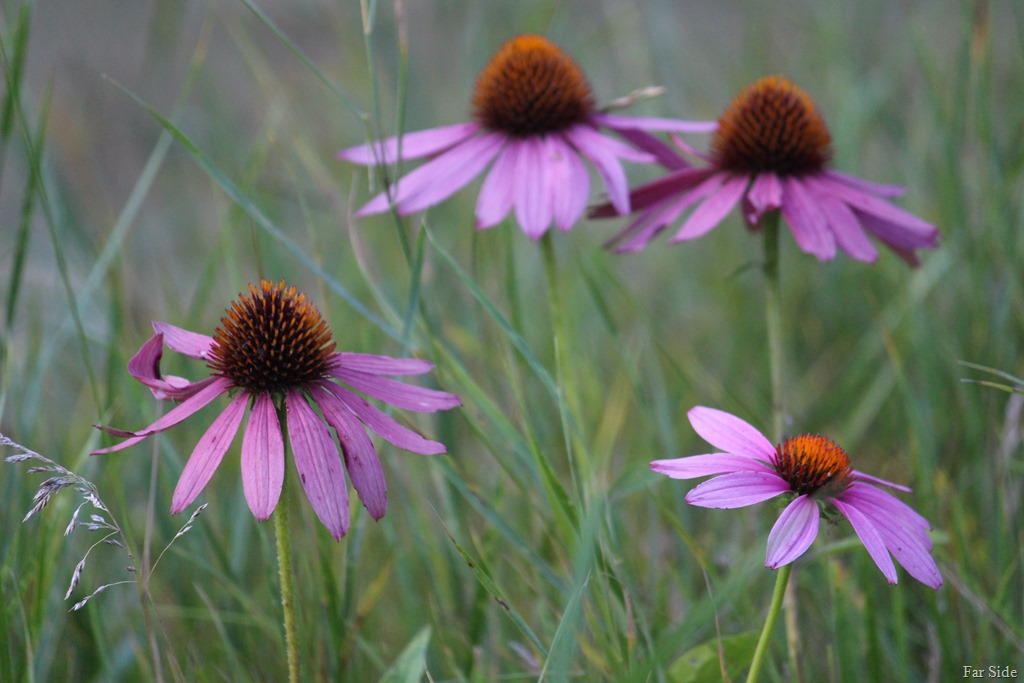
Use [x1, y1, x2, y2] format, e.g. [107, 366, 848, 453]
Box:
[746, 563, 792, 683]
[763, 211, 785, 444]
[274, 470, 300, 683]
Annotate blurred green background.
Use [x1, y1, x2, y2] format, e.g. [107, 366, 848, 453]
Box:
[1, 0, 1022, 681]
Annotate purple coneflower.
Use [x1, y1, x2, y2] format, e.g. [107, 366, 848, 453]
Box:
[339, 34, 713, 239]
[92, 280, 460, 540]
[651, 406, 942, 589]
[598, 75, 939, 265]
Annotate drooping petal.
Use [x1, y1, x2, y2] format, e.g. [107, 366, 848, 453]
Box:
[818, 177, 938, 249]
[152, 322, 215, 360]
[127, 333, 217, 401]
[850, 469, 911, 493]
[830, 497, 898, 584]
[650, 453, 776, 479]
[240, 392, 285, 521]
[356, 133, 505, 216]
[91, 376, 234, 454]
[547, 135, 590, 232]
[840, 482, 931, 538]
[475, 143, 520, 229]
[590, 112, 719, 134]
[765, 495, 820, 568]
[814, 191, 879, 262]
[686, 406, 777, 460]
[565, 124, 634, 215]
[513, 137, 553, 239]
[332, 352, 435, 376]
[325, 383, 447, 455]
[338, 122, 481, 165]
[331, 367, 461, 412]
[684, 472, 790, 508]
[170, 392, 249, 514]
[744, 173, 783, 225]
[670, 173, 748, 242]
[605, 127, 690, 170]
[310, 385, 387, 520]
[286, 388, 349, 540]
[780, 176, 836, 260]
[822, 169, 905, 199]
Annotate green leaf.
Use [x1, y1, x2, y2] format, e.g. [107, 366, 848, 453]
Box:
[668, 631, 759, 683]
[379, 625, 432, 683]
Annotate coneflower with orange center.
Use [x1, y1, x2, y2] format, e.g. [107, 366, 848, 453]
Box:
[596, 75, 939, 265]
[650, 406, 942, 588]
[339, 34, 714, 239]
[92, 280, 460, 540]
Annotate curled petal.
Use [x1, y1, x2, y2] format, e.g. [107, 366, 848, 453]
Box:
[127, 333, 216, 401]
[151, 322, 215, 360]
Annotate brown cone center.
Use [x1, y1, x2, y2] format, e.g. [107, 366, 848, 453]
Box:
[774, 434, 852, 496]
[207, 280, 336, 394]
[472, 34, 595, 137]
[711, 75, 832, 176]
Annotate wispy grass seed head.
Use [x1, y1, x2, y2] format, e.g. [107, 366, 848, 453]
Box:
[651, 407, 942, 589]
[339, 34, 715, 239]
[92, 280, 461, 541]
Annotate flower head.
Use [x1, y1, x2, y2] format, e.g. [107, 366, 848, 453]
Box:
[339, 34, 714, 239]
[651, 406, 942, 588]
[598, 75, 939, 265]
[92, 280, 461, 540]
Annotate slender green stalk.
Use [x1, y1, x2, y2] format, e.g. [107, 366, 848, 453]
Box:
[746, 563, 792, 683]
[273, 422, 300, 683]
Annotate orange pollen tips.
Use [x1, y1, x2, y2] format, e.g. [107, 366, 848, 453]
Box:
[207, 280, 336, 394]
[472, 34, 595, 137]
[774, 434, 852, 496]
[711, 75, 833, 176]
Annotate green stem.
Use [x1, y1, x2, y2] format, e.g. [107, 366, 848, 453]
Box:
[746, 563, 792, 683]
[274, 459, 300, 683]
[763, 212, 785, 443]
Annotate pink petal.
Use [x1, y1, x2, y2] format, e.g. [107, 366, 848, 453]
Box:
[337, 122, 481, 165]
[650, 453, 776, 479]
[844, 489, 941, 588]
[780, 176, 836, 260]
[547, 135, 590, 232]
[287, 388, 349, 540]
[310, 385, 387, 520]
[604, 210, 670, 253]
[686, 407, 777, 460]
[475, 143, 520, 229]
[850, 469, 911, 493]
[669, 173, 748, 243]
[241, 392, 285, 521]
[151, 322, 215, 360]
[765, 495, 820, 568]
[170, 392, 249, 514]
[744, 173, 783, 225]
[590, 112, 719, 134]
[91, 377, 233, 454]
[331, 367, 461, 412]
[513, 137, 553, 239]
[823, 169, 905, 198]
[818, 177, 938, 247]
[591, 167, 713, 218]
[684, 472, 789, 508]
[606, 128, 690, 171]
[815, 191, 879, 262]
[830, 497, 898, 584]
[840, 483, 931, 537]
[565, 125, 633, 215]
[324, 383, 447, 455]
[332, 352, 434, 376]
[127, 334, 215, 401]
[356, 133, 505, 216]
